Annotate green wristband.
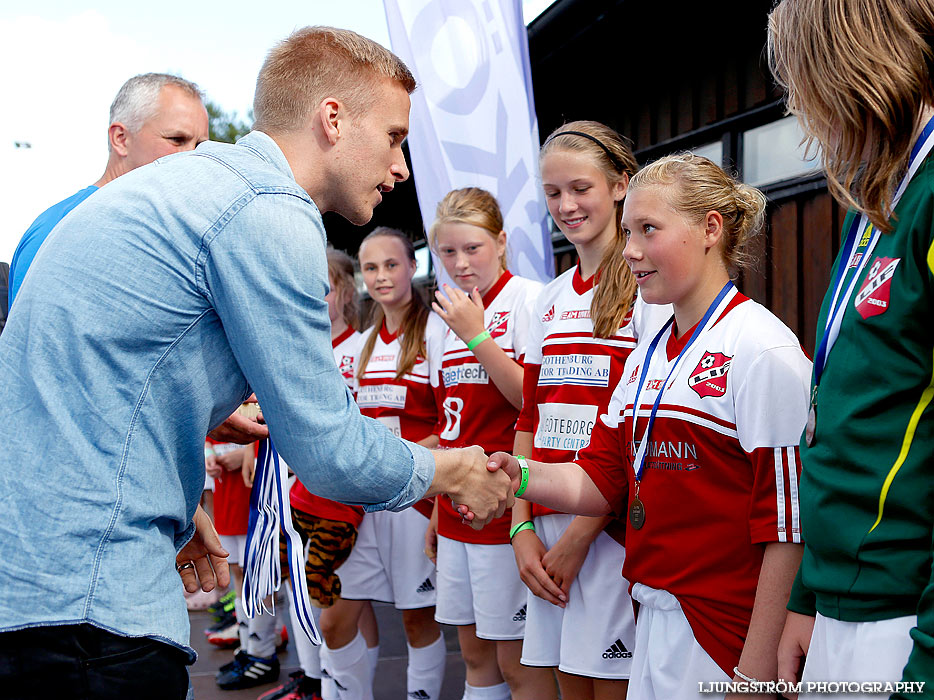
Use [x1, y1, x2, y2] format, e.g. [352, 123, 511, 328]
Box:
[515, 455, 530, 497]
[509, 520, 535, 540]
[466, 330, 492, 351]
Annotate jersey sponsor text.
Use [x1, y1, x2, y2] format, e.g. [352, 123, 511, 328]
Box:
[534, 403, 598, 452]
[357, 384, 408, 409]
[539, 353, 611, 387]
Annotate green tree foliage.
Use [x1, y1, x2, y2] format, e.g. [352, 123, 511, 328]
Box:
[206, 100, 252, 143]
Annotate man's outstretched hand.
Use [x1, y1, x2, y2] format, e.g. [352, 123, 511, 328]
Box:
[432, 446, 514, 530]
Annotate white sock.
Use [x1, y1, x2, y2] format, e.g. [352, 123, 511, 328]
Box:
[246, 601, 278, 658]
[288, 580, 323, 677]
[407, 634, 446, 700]
[234, 594, 249, 650]
[323, 630, 373, 700]
[319, 645, 338, 700]
[463, 681, 510, 700]
[366, 643, 379, 680]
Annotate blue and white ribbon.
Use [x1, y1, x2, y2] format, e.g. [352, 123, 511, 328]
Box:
[630, 281, 735, 482]
[242, 438, 322, 645]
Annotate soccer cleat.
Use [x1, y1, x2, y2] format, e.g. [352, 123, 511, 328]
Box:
[215, 651, 280, 690]
[207, 620, 240, 648]
[256, 670, 324, 700]
[205, 608, 237, 635]
[208, 589, 237, 619]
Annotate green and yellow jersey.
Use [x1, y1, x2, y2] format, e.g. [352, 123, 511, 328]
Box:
[789, 155, 934, 693]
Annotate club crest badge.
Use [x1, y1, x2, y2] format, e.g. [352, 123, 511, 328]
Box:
[542, 305, 555, 322]
[487, 311, 510, 339]
[688, 351, 732, 398]
[339, 355, 354, 380]
[854, 256, 900, 319]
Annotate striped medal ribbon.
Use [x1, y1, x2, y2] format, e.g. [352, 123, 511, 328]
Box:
[242, 438, 322, 645]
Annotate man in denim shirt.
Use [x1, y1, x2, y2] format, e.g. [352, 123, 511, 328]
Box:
[0, 27, 513, 699]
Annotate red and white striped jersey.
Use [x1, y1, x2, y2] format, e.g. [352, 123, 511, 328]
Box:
[428, 271, 543, 544]
[355, 320, 439, 520]
[355, 320, 439, 444]
[576, 288, 811, 677]
[515, 265, 671, 538]
[290, 327, 367, 527]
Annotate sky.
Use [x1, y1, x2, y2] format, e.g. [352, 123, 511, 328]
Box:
[0, 0, 554, 264]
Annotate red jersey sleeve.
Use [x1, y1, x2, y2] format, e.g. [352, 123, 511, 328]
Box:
[747, 445, 803, 544]
[516, 362, 541, 434]
[574, 410, 629, 516]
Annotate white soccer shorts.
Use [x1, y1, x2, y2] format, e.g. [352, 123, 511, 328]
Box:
[338, 508, 437, 609]
[627, 583, 730, 700]
[434, 535, 527, 640]
[520, 513, 635, 679]
[799, 613, 916, 700]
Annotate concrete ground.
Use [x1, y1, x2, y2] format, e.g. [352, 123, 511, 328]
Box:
[188, 602, 466, 700]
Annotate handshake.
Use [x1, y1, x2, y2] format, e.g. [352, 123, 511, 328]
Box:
[428, 447, 523, 530]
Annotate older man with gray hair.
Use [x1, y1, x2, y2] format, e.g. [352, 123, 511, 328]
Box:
[6, 72, 209, 309]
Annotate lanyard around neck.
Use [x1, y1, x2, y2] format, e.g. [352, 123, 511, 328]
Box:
[629, 281, 735, 483]
[813, 113, 934, 386]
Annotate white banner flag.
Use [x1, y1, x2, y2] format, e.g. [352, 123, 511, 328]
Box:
[384, 0, 553, 282]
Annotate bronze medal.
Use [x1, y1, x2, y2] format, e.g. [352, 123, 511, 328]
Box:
[805, 404, 816, 446]
[629, 495, 645, 530]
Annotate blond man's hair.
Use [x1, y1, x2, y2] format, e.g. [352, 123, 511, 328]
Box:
[768, 0, 934, 233]
[253, 26, 417, 133]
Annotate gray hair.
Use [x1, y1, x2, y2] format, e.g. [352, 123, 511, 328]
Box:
[108, 73, 204, 148]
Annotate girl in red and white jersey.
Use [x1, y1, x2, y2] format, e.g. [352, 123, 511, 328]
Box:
[512, 121, 668, 700]
[319, 228, 445, 700]
[490, 154, 811, 700]
[426, 187, 550, 700]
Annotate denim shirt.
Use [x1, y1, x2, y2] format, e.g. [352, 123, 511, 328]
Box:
[0, 131, 435, 658]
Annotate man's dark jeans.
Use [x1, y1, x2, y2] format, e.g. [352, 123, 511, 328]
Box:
[0, 622, 190, 699]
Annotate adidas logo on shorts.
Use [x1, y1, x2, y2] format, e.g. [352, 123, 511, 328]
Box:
[602, 639, 633, 659]
[416, 578, 434, 593]
[513, 604, 527, 622]
[408, 691, 431, 699]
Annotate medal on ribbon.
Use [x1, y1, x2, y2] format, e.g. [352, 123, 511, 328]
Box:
[628, 281, 736, 530]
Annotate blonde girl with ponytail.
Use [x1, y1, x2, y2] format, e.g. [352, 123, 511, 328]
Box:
[489, 153, 812, 700]
[510, 121, 670, 700]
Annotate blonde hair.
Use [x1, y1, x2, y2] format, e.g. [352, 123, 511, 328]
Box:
[428, 188, 508, 271]
[326, 246, 359, 329]
[541, 121, 639, 338]
[356, 227, 429, 381]
[253, 26, 417, 133]
[768, 0, 934, 233]
[630, 153, 766, 273]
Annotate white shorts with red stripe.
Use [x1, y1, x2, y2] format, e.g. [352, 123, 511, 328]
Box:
[628, 583, 730, 700]
[520, 513, 635, 679]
